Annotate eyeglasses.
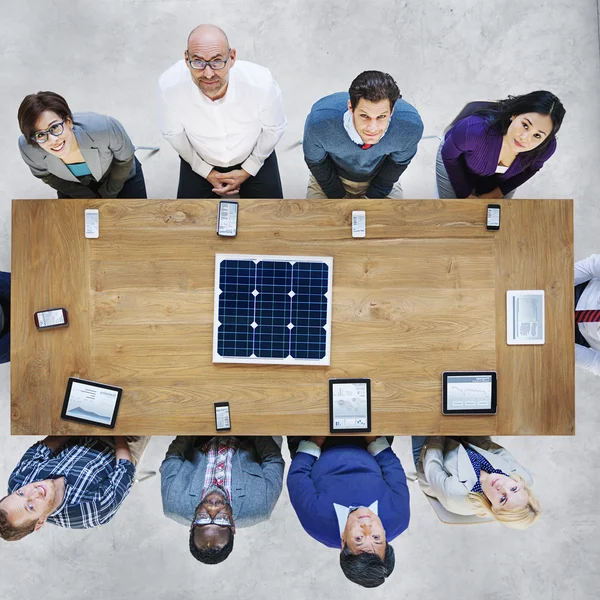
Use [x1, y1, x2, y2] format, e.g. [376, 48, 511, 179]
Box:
[186, 50, 230, 71]
[192, 513, 233, 528]
[31, 121, 66, 144]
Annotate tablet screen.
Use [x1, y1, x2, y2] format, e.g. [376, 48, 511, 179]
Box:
[330, 379, 371, 433]
[61, 378, 122, 428]
[443, 372, 497, 415]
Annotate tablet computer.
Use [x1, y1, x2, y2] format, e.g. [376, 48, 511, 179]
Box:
[506, 290, 545, 344]
[442, 372, 497, 415]
[329, 378, 371, 433]
[61, 378, 123, 428]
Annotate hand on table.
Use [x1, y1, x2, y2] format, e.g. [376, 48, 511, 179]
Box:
[309, 436, 326, 447]
[209, 168, 251, 196]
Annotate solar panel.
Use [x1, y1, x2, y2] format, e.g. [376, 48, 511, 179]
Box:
[213, 254, 333, 365]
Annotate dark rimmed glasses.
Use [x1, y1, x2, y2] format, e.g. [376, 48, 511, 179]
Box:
[186, 50, 230, 71]
[31, 121, 66, 144]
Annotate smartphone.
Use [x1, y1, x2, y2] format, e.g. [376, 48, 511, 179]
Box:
[214, 402, 231, 431]
[84, 209, 99, 238]
[34, 308, 69, 330]
[486, 204, 500, 231]
[217, 201, 238, 237]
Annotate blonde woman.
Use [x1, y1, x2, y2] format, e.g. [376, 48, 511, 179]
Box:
[412, 436, 540, 529]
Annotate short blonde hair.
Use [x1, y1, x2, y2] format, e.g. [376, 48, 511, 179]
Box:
[467, 473, 541, 530]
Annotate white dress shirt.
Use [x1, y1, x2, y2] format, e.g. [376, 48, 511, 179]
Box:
[333, 500, 379, 538]
[575, 254, 600, 376]
[158, 59, 287, 178]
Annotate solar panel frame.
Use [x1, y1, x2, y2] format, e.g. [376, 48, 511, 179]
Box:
[213, 253, 333, 365]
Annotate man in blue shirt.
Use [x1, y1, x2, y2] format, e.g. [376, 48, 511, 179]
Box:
[0, 436, 147, 541]
[303, 71, 423, 199]
[287, 436, 410, 588]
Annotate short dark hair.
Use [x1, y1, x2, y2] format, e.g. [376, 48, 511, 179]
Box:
[339, 543, 395, 588]
[17, 91, 73, 144]
[0, 495, 37, 542]
[188, 527, 234, 564]
[348, 71, 401, 112]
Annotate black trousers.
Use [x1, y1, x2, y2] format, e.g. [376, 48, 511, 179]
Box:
[57, 156, 147, 199]
[176, 151, 283, 199]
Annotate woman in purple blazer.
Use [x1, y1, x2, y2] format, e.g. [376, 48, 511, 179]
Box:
[437, 91, 565, 199]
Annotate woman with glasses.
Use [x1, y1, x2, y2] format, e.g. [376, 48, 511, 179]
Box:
[436, 90, 565, 199]
[17, 91, 147, 199]
[411, 436, 540, 529]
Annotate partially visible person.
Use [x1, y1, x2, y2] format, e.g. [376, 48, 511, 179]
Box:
[160, 436, 284, 565]
[0, 436, 149, 541]
[158, 24, 286, 199]
[412, 436, 540, 529]
[18, 91, 147, 199]
[303, 70, 423, 199]
[0, 271, 10, 364]
[574, 253, 600, 376]
[437, 90, 565, 199]
[287, 435, 409, 588]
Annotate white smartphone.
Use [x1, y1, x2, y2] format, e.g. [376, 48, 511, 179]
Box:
[352, 210, 366, 238]
[85, 209, 99, 238]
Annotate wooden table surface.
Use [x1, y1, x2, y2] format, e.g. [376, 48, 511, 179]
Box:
[11, 198, 574, 436]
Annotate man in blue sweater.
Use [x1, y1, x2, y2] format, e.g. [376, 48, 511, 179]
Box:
[287, 436, 410, 588]
[303, 71, 423, 199]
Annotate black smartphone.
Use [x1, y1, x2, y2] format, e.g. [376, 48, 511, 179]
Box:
[214, 402, 231, 431]
[486, 204, 500, 231]
[34, 308, 69, 330]
[217, 201, 238, 237]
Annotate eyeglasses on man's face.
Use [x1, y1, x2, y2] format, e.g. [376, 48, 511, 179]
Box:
[186, 50, 230, 71]
[31, 121, 66, 144]
[192, 513, 233, 528]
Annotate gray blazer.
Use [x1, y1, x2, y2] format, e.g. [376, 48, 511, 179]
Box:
[417, 436, 533, 516]
[18, 112, 136, 198]
[160, 436, 285, 528]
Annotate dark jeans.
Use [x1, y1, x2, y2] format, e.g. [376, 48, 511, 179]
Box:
[177, 151, 283, 199]
[411, 436, 427, 468]
[0, 271, 10, 364]
[57, 156, 147, 199]
[287, 436, 394, 460]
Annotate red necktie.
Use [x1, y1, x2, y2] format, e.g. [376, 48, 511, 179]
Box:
[361, 143, 372, 150]
[575, 309, 600, 323]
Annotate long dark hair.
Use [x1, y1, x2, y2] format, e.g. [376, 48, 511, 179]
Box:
[474, 91, 565, 167]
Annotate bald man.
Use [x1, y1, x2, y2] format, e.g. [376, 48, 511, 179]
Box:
[158, 25, 287, 199]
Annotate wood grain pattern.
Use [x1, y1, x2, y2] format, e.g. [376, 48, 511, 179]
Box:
[11, 198, 574, 435]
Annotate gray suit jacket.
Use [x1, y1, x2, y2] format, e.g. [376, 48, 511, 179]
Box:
[160, 436, 285, 528]
[417, 436, 533, 516]
[18, 112, 135, 198]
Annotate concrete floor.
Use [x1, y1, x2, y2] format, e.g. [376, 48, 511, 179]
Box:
[1, 1, 599, 598]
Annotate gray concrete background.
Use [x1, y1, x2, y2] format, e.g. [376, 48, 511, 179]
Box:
[1, 1, 599, 598]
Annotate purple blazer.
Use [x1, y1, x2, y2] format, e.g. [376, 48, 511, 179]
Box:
[441, 115, 557, 198]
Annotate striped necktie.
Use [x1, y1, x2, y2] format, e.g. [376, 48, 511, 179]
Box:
[575, 309, 600, 323]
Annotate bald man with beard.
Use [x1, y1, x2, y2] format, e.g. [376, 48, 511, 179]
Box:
[158, 24, 287, 199]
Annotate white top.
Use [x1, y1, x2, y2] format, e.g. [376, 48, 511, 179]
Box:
[333, 501, 379, 538]
[574, 254, 600, 376]
[495, 164, 509, 174]
[343, 110, 389, 146]
[157, 59, 287, 178]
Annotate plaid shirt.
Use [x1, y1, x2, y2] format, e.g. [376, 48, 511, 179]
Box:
[200, 437, 240, 502]
[7, 437, 136, 529]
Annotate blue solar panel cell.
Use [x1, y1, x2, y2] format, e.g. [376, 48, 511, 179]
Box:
[216, 257, 331, 362]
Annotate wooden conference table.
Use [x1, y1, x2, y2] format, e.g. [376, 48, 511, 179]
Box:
[11, 198, 574, 436]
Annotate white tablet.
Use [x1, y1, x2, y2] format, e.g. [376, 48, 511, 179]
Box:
[506, 290, 545, 344]
[61, 378, 122, 428]
[442, 372, 497, 415]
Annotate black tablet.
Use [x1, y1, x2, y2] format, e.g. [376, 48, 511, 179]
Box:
[329, 378, 371, 433]
[61, 378, 123, 428]
[442, 371, 497, 415]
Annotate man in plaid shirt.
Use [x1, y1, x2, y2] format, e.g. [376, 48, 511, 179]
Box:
[161, 435, 284, 564]
[0, 435, 147, 541]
